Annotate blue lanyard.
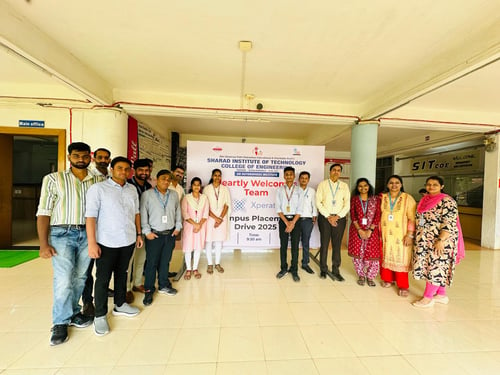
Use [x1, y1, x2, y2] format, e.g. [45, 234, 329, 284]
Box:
[389, 192, 401, 213]
[154, 188, 170, 211]
[359, 196, 368, 216]
[328, 180, 339, 201]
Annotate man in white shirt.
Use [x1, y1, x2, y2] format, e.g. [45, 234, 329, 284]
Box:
[315, 163, 350, 281]
[169, 165, 185, 201]
[298, 171, 317, 274]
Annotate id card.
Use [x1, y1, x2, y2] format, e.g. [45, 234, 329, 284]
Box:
[361, 218, 367, 225]
[162, 215, 168, 224]
[388, 214, 394, 221]
[286, 205, 290, 213]
[332, 200, 336, 206]
[419, 217, 425, 226]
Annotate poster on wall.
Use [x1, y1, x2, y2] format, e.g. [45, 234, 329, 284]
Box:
[187, 141, 325, 249]
[138, 123, 170, 172]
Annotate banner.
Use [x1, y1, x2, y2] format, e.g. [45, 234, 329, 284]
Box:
[187, 141, 325, 249]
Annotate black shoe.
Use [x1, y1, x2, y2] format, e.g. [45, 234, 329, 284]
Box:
[82, 302, 95, 317]
[107, 288, 114, 297]
[143, 291, 153, 306]
[301, 265, 314, 274]
[332, 272, 345, 282]
[320, 271, 327, 279]
[69, 312, 93, 328]
[168, 272, 177, 278]
[50, 324, 68, 346]
[292, 273, 300, 282]
[276, 269, 288, 279]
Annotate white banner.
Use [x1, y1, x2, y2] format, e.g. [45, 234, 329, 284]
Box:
[187, 141, 325, 249]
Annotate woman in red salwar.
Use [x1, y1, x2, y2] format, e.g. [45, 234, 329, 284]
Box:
[348, 178, 381, 287]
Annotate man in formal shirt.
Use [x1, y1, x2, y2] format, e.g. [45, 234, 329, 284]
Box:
[315, 163, 350, 281]
[298, 171, 317, 274]
[86, 156, 144, 336]
[36, 142, 102, 346]
[141, 170, 182, 306]
[275, 166, 303, 282]
[169, 165, 185, 201]
[126, 159, 152, 301]
[82, 147, 111, 317]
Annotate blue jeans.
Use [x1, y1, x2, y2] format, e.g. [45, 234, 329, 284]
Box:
[144, 233, 175, 292]
[299, 218, 314, 266]
[50, 226, 90, 325]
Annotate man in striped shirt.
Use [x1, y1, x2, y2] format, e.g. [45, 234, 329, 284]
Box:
[36, 142, 103, 346]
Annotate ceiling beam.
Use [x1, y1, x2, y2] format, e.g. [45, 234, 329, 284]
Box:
[0, 1, 113, 105]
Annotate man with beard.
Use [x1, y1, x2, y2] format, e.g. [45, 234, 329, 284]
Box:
[126, 159, 152, 301]
[36, 142, 103, 346]
[91, 147, 111, 177]
[169, 165, 185, 201]
[81, 147, 111, 317]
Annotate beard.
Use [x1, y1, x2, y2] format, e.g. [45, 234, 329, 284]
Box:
[72, 161, 90, 170]
[96, 162, 109, 169]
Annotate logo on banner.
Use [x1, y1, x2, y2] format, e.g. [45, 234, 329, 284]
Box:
[212, 146, 223, 152]
[253, 147, 263, 156]
[233, 199, 246, 212]
[293, 148, 301, 156]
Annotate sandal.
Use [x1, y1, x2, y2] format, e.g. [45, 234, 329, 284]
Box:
[215, 264, 225, 273]
[193, 269, 202, 279]
[207, 265, 214, 274]
[381, 281, 393, 288]
[398, 288, 409, 297]
[184, 270, 192, 280]
[367, 279, 376, 287]
[357, 276, 365, 286]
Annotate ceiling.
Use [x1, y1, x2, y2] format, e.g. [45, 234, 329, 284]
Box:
[1, 0, 499, 154]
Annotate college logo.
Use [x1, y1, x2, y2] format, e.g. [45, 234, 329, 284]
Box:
[293, 147, 301, 156]
[253, 146, 263, 156]
[233, 199, 246, 212]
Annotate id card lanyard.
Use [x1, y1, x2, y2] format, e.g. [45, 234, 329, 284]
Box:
[285, 185, 295, 213]
[328, 180, 340, 207]
[154, 188, 170, 224]
[388, 192, 401, 221]
[359, 196, 368, 226]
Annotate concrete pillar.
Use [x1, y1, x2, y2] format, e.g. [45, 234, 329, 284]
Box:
[350, 120, 379, 189]
[481, 133, 500, 249]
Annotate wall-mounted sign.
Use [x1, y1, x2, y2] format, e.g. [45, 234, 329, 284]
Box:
[19, 120, 45, 128]
[410, 149, 482, 175]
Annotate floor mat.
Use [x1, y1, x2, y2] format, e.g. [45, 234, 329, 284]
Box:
[0, 250, 39, 268]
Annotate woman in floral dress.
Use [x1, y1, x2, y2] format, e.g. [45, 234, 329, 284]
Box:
[412, 176, 465, 308]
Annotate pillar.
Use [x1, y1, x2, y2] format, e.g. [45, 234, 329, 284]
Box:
[350, 120, 379, 189]
[481, 132, 500, 249]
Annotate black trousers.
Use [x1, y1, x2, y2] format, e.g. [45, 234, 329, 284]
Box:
[279, 218, 301, 273]
[318, 214, 346, 273]
[82, 258, 94, 304]
[94, 243, 135, 318]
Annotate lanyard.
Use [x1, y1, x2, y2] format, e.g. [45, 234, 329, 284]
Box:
[359, 196, 368, 216]
[154, 188, 170, 211]
[328, 180, 340, 202]
[214, 185, 220, 208]
[284, 185, 295, 206]
[389, 192, 401, 213]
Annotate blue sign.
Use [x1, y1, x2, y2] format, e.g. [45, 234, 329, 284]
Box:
[19, 120, 45, 128]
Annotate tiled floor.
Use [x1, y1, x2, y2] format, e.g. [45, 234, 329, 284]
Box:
[1, 242, 500, 374]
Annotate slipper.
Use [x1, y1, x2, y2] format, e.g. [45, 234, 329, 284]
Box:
[193, 269, 202, 279]
[412, 298, 434, 308]
[398, 288, 409, 297]
[381, 281, 393, 288]
[434, 295, 449, 304]
[184, 270, 191, 280]
[357, 276, 365, 286]
[215, 264, 225, 273]
[367, 279, 376, 287]
[207, 265, 214, 274]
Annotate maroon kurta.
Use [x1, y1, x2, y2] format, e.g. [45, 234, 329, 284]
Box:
[348, 195, 381, 260]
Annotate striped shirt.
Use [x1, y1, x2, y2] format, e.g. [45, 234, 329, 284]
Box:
[36, 168, 104, 225]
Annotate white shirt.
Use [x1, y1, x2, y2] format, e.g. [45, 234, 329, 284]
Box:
[300, 186, 318, 218]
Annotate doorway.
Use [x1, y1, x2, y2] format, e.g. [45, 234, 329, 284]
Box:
[0, 127, 66, 248]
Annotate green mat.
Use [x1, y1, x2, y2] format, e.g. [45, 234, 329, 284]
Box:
[0, 250, 39, 268]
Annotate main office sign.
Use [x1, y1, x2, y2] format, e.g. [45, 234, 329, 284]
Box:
[410, 149, 482, 175]
[187, 141, 325, 249]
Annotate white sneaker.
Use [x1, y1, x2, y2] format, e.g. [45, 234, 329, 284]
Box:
[112, 302, 140, 317]
[434, 295, 450, 305]
[94, 316, 110, 336]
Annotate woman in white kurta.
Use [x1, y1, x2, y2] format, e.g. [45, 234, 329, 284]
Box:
[181, 177, 209, 279]
[204, 169, 231, 274]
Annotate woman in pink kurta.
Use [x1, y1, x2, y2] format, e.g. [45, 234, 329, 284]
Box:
[181, 177, 209, 279]
[204, 169, 231, 274]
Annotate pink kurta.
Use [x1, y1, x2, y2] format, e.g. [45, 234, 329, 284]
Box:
[181, 193, 209, 252]
[204, 184, 231, 242]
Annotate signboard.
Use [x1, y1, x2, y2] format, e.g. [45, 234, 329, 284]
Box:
[410, 149, 482, 175]
[187, 141, 325, 249]
[19, 120, 45, 128]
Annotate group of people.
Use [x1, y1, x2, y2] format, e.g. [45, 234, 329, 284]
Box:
[38, 143, 465, 347]
[348, 174, 465, 308]
[37, 142, 192, 345]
